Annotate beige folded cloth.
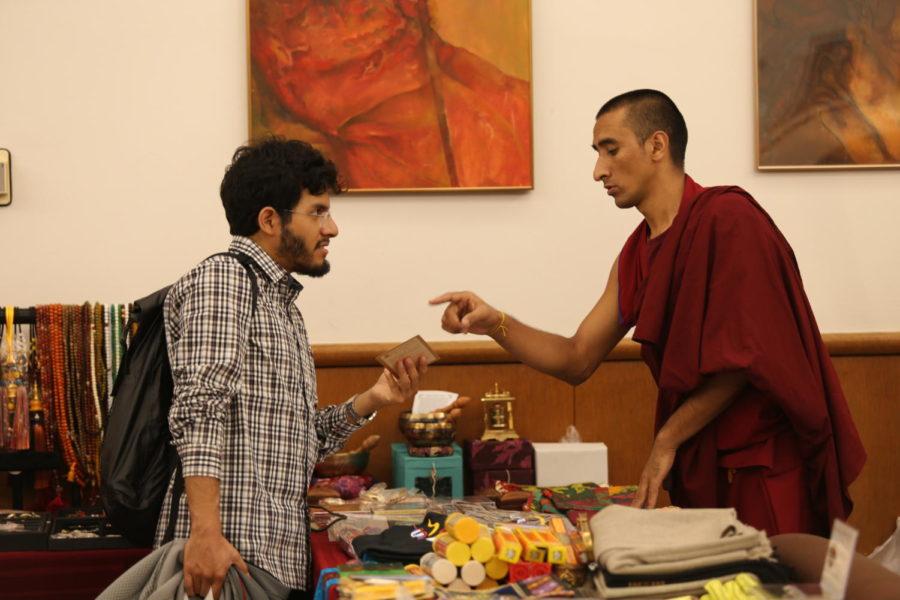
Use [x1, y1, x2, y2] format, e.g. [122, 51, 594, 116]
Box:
[591, 505, 772, 575]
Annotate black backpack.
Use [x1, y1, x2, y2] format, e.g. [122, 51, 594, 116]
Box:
[100, 252, 258, 546]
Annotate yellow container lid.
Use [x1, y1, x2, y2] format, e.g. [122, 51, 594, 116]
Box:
[485, 556, 509, 581]
[446, 513, 481, 545]
[470, 536, 495, 563]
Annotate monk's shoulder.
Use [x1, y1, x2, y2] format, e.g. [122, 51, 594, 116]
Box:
[695, 188, 770, 232]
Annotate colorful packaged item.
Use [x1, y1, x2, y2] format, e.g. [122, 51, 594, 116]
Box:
[507, 560, 552, 583]
[420, 551, 457, 586]
[445, 512, 480, 544]
[484, 556, 509, 581]
[460, 560, 486, 587]
[433, 532, 471, 566]
[469, 525, 495, 563]
[493, 525, 522, 563]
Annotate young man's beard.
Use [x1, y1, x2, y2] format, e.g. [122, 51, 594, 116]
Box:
[279, 227, 330, 277]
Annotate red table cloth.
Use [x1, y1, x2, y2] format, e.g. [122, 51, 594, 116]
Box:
[0, 547, 152, 600]
[0, 535, 349, 599]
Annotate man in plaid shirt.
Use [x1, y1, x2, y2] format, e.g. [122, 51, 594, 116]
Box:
[155, 138, 426, 599]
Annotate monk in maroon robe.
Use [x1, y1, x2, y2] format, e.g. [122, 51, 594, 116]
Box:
[431, 89, 865, 536]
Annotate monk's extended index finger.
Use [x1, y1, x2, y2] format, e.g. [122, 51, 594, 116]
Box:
[429, 291, 463, 305]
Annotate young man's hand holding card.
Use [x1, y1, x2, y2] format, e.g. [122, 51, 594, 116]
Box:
[376, 335, 439, 375]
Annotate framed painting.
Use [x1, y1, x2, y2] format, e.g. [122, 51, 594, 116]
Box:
[248, 0, 533, 191]
[754, 0, 899, 170]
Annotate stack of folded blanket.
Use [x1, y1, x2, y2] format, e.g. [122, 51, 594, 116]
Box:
[590, 505, 791, 598]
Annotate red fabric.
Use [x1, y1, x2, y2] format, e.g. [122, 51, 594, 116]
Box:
[0, 537, 347, 600]
[311, 531, 352, 588]
[0, 548, 151, 600]
[617, 175, 866, 536]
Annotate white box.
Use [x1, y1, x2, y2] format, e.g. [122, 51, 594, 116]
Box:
[532, 442, 608, 487]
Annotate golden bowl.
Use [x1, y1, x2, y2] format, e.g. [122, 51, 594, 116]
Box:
[314, 450, 370, 478]
[399, 411, 456, 447]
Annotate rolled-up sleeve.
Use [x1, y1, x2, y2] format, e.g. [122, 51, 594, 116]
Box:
[165, 261, 253, 479]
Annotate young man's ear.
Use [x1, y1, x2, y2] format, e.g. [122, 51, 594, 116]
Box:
[256, 206, 282, 236]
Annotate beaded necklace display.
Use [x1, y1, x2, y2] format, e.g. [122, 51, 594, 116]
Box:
[62, 306, 85, 482]
[72, 305, 93, 487]
[80, 302, 101, 490]
[79, 304, 101, 491]
[104, 304, 113, 397]
[34, 307, 56, 453]
[109, 304, 120, 386]
[93, 303, 108, 429]
[27, 327, 52, 489]
[77, 304, 91, 481]
[49, 304, 82, 485]
[88, 304, 102, 433]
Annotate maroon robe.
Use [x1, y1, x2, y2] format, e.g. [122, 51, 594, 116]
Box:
[618, 175, 866, 536]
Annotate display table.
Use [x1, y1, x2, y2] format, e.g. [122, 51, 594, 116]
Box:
[311, 530, 353, 588]
[0, 534, 350, 599]
[0, 547, 152, 600]
[13, 532, 887, 599]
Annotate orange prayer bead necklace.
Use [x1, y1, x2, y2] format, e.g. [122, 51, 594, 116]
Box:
[49, 304, 83, 486]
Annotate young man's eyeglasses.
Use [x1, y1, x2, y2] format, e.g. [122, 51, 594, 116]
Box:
[281, 208, 333, 224]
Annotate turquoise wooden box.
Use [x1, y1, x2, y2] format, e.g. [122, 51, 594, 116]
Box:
[391, 443, 463, 498]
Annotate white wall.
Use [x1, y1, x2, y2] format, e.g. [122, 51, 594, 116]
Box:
[1, 0, 897, 343]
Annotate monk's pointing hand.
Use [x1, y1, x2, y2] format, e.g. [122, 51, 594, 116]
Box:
[429, 291, 501, 335]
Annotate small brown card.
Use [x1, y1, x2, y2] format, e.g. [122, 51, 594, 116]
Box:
[376, 335, 439, 375]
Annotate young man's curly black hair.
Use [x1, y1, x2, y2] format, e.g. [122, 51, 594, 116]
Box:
[220, 137, 343, 236]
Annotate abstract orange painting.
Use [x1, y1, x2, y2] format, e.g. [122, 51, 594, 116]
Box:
[248, 0, 533, 190]
[755, 0, 899, 169]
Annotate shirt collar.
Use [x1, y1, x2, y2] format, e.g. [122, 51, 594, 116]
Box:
[228, 236, 304, 296]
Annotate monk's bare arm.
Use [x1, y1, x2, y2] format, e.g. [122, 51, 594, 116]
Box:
[656, 371, 748, 449]
[633, 371, 748, 508]
[431, 259, 628, 385]
[489, 258, 629, 385]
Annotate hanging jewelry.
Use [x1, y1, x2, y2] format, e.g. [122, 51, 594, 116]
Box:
[35, 306, 57, 453]
[88, 303, 102, 433]
[3, 306, 22, 448]
[26, 323, 51, 489]
[53, 304, 82, 486]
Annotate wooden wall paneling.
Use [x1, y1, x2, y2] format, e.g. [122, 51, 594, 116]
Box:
[573, 360, 659, 487]
[315, 365, 400, 486]
[831, 355, 900, 554]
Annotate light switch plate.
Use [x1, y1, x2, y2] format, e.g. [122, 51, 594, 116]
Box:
[0, 148, 10, 206]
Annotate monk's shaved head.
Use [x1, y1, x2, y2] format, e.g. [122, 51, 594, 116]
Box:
[596, 90, 688, 169]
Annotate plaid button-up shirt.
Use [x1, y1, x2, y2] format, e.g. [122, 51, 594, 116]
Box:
[154, 236, 363, 589]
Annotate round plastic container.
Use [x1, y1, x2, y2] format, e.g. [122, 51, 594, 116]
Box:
[433, 532, 471, 567]
[420, 552, 457, 586]
[445, 512, 480, 544]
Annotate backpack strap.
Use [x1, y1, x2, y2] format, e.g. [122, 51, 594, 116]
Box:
[162, 251, 260, 543]
[162, 460, 183, 544]
[209, 251, 260, 313]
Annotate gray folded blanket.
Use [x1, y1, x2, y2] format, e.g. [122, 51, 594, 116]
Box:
[97, 539, 290, 600]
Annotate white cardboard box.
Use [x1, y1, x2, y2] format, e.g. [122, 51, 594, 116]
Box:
[532, 442, 608, 487]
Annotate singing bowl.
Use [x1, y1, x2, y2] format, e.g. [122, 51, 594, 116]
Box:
[399, 411, 456, 447]
[314, 450, 370, 477]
